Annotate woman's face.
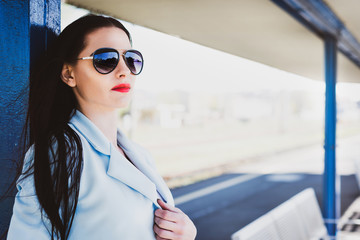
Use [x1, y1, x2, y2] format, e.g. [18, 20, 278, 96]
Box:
[66, 27, 135, 113]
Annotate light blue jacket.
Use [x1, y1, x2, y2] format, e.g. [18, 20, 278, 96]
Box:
[7, 110, 174, 239]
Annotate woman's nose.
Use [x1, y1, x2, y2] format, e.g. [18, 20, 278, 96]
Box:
[115, 55, 131, 77]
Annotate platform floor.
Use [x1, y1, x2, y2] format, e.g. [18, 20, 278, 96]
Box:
[171, 135, 360, 240]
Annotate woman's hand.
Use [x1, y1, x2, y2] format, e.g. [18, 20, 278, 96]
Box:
[154, 199, 197, 240]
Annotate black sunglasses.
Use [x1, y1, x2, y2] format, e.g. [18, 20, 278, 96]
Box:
[77, 48, 144, 75]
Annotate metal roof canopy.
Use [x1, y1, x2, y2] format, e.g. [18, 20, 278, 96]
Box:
[66, 0, 360, 83]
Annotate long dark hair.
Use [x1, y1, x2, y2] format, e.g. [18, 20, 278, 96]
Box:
[4, 14, 131, 240]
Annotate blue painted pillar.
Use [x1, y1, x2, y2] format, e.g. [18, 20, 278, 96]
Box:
[0, 0, 60, 236]
[323, 36, 338, 237]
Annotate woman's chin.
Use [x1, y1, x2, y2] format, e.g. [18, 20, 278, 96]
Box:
[114, 102, 131, 109]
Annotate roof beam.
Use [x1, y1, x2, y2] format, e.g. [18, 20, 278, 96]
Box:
[271, 0, 360, 67]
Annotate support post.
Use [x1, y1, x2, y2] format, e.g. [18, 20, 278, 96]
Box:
[323, 35, 338, 237]
[0, 0, 60, 236]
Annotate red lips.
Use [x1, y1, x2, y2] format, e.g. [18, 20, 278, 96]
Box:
[111, 83, 131, 93]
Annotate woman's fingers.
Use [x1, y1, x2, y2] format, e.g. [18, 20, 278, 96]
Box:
[154, 199, 197, 239]
[155, 208, 178, 222]
[157, 199, 182, 213]
[155, 235, 170, 240]
[154, 223, 175, 239]
[154, 216, 178, 230]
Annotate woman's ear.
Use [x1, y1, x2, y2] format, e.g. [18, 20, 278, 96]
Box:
[60, 64, 76, 87]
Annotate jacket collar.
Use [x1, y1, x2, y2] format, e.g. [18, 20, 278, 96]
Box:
[69, 110, 112, 156]
[68, 110, 173, 207]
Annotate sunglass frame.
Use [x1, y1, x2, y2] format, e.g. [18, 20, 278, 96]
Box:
[77, 48, 144, 75]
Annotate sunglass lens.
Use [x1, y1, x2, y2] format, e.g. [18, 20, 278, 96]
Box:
[124, 50, 143, 75]
[93, 49, 119, 74]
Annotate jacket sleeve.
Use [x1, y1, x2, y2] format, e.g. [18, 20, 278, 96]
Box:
[7, 147, 52, 240]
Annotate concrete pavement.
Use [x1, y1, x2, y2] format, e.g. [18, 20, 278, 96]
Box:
[171, 135, 360, 240]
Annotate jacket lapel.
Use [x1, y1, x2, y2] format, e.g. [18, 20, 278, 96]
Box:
[106, 144, 160, 207]
[117, 131, 175, 206]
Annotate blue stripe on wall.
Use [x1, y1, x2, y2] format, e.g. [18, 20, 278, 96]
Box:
[0, 0, 60, 236]
[0, 1, 31, 235]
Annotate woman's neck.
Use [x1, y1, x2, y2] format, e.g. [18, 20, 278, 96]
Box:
[77, 106, 119, 147]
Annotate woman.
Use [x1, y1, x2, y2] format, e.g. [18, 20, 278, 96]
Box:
[6, 14, 196, 240]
